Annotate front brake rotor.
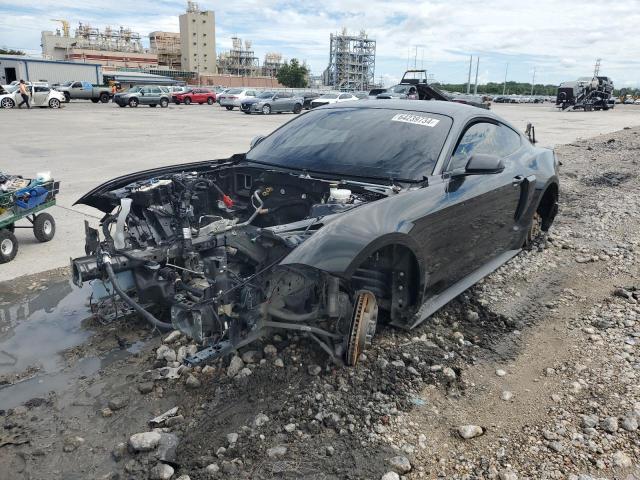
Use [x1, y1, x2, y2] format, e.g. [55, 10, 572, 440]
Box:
[346, 290, 378, 366]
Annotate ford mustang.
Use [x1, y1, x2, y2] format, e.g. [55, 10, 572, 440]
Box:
[71, 101, 559, 366]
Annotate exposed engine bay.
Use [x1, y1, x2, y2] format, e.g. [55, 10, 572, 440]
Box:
[72, 163, 393, 365]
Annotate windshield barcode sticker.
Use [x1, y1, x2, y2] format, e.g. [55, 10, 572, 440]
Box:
[391, 114, 440, 127]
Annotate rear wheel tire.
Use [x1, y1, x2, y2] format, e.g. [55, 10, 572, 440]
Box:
[99, 93, 110, 103]
[149, 104, 157, 108]
[33, 213, 55, 242]
[184, 97, 192, 105]
[293, 103, 302, 114]
[225, 106, 234, 110]
[91, 98, 99, 103]
[64, 92, 70, 103]
[160, 98, 169, 108]
[207, 97, 214, 105]
[0, 229, 18, 263]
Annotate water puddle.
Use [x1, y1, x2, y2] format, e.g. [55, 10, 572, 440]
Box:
[0, 278, 129, 409]
[0, 280, 92, 378]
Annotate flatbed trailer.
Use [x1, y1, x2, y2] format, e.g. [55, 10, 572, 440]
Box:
[0, 177, 60, 263]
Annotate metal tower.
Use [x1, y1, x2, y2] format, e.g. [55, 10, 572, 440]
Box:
[325, 29, 376, 91]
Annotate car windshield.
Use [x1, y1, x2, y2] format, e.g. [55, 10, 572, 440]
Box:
[5, 85, 18, 93]
[257, 92, 274, 99]
[61, 81, 73, 87]
[246, 108, 452, 181]
[127, 86, 142, 93]
[227, 88, 243, 94]
[319, 94, 339, 99]
[390, 85, 410, 93]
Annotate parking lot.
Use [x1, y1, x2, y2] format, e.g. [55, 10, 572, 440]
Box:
[1, 101, 639, 281]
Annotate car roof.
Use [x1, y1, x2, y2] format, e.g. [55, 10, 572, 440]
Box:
[323, 100, 524, 136]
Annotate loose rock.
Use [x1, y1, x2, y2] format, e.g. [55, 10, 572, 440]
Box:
[458, 425, 485, 439]
[129, 431, 162, 452]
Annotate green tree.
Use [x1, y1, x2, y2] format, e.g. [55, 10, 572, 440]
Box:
[0, 48, 25, 55]
[277, 59, 309, 88]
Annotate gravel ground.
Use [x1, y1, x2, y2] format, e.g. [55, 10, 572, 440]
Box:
[0, 127, 638, 480]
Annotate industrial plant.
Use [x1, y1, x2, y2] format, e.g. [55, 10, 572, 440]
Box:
[324, 29, 376, 91]
[31, 1, 289, 87]
[41, 21, 158, 69]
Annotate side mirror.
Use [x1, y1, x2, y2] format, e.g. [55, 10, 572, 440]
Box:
[465, 154, 504, 174]
[250, 135, 265, 149]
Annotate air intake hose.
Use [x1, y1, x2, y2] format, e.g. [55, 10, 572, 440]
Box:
[103, 253, 172, 331]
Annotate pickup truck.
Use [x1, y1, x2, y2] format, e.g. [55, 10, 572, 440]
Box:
[56, 81, 112, 103]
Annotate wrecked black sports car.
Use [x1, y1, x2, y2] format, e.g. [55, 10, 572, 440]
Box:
[71, 101, 559, 366]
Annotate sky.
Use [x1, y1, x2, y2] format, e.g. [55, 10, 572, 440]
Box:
[1, 0, 639, 87]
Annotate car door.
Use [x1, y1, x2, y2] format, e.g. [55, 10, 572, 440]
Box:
[138, 87, 151, 105]
[274, 93, 289, 111]
[150, 87, 162, 104]
[439, 120, 525, 279]
[80, 81, 93, 99]
[31, 86, 50, 106]
[70, 81, 83, 99]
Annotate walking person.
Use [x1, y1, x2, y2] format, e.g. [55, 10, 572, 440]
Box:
[17, 79, 30, 109]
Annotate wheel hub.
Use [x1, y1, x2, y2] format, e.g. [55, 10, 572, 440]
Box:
[43, 220, 52, 235]
[1, 238, 13, 255]
[346, 290, 378, 366]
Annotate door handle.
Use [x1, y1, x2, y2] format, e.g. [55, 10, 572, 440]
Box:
[512, 175, 525, 186]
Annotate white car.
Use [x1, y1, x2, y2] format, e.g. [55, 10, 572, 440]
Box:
[310, 93, 359, 108]
[0, 84, 65, 109]
[218, 88, 258, 110]
[634, 99, 640, 105]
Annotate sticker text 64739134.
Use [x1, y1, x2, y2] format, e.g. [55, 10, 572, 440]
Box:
[391, 113, 440, 128]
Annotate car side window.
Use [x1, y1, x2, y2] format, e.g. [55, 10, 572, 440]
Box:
[82, 82, 92, 89]
[338, 94, 350, 99]
[151, 87, 161, 94]
[35, 86, 49, 93]
[448, 122, 521, 171]
[140, 87, 150, 94]
[72, 82, 82, 88]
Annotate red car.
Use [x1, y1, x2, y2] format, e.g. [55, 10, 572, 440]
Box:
[173, 88, 216, 105]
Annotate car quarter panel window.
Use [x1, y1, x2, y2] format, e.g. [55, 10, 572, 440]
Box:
[448, 122, 522, 171]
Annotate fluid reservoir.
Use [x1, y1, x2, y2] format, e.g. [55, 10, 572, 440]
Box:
[329, 188, 351, 203]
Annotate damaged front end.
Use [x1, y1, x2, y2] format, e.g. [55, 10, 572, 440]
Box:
[71, 161, 387, 365]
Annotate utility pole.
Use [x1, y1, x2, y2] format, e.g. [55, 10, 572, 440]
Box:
[531, 67, 536, 95]
[466, 55, 473, 94]
[414, 45, 418, 68]
[473, 57, 480, 95]
[502, 62, 509, 95]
